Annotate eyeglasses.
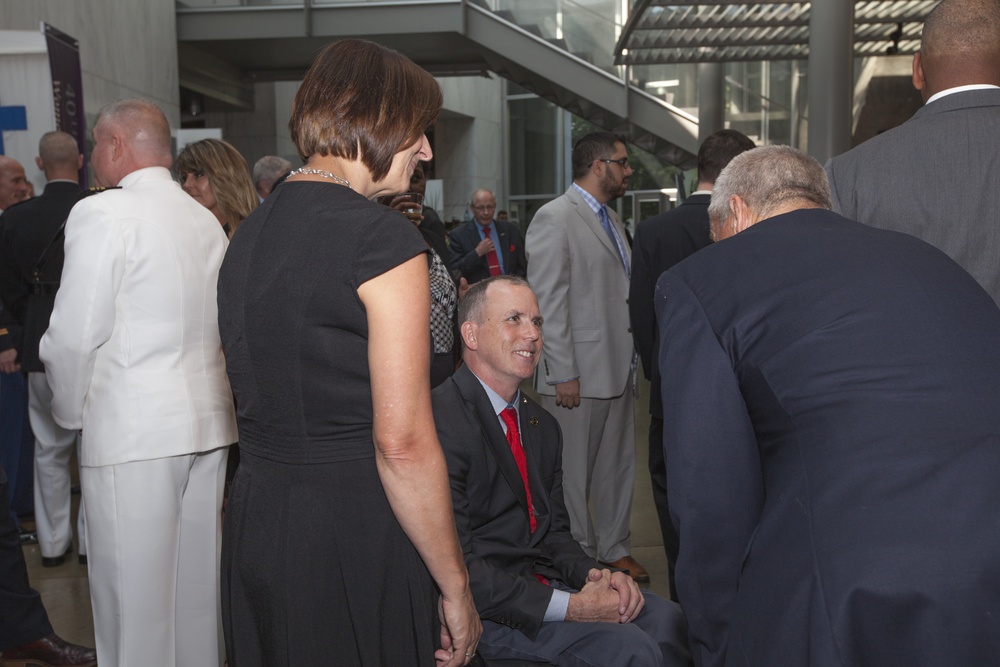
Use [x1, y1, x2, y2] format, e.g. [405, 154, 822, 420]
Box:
[471, 204, 496, 212]
[597, 158, 630, 168]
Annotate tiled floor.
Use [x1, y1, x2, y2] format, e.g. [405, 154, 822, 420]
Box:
[21, 377, 670, 652]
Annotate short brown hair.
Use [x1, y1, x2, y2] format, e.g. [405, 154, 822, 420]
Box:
[696, 129, 756, 185]
[290, 39, 442, 182]
[175, 139, 258, 234]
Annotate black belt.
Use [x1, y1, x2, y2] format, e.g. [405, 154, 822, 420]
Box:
[29, 283, 59, 295]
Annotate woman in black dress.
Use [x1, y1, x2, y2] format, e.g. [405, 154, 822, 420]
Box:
[217, 39, 480, 667]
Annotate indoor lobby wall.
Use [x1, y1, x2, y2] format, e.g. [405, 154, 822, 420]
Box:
[434, 74, 504, 223]
[0, 0, 181, 128]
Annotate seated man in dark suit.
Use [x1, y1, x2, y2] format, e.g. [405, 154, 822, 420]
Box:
[433, 275, 690, 666]
[656, 145, 1000, 667]
[448, 189, 526, 284]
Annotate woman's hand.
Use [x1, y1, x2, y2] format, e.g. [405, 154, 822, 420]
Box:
[435, 589, 482, 666]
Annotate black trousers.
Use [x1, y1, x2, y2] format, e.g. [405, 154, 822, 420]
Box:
[0, 464, 52, 650]
[648, 416, 680, 603]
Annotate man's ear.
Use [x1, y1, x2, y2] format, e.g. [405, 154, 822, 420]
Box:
[460, 321, 478, 351]
[35, 156, 44, 171]
[76, 154, 84, 170]
[912, 51, 926, 94]
[730, 195, 757, 234]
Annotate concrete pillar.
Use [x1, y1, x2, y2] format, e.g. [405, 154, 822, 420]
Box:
[698, 62, 725, 143]
[807, 0, 854, 163]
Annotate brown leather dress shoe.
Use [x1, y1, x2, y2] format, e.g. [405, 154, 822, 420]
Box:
[600, 554, 651, 582]
[0, 633, 97, 666]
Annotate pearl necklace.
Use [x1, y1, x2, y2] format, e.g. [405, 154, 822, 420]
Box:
[288, 167, 351, 189]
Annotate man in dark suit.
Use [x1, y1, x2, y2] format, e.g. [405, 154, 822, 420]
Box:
[0, 155, 33, 536]
[449, 189, 526, 284]
[655, 145, 1000, 667]
[433, 276, 691, 666]
[0, 465, 97, 665]
[825, 0, 1000, 306]
[628, 129, 754, 600]
[0, 131, 86, 568]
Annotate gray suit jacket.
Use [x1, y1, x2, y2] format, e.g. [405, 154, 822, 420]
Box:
[526, 185, 632, 399]
[825, 87, 1000, 305]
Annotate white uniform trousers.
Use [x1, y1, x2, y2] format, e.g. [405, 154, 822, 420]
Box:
[81, 447, 228, 667]
[29, 372, 86, 558]
[540, 389, 636, 562]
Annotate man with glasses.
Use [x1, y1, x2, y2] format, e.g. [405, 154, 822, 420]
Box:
[449, 188, 527, 285]
[525, 131, 649, 582]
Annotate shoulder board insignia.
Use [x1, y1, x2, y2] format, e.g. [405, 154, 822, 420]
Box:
[77, 186, 121, 201]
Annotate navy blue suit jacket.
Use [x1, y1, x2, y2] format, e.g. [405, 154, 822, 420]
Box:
[448, 218, 527, 284]
[655, 209, 1000, 667]
[630, 193, 712, 416]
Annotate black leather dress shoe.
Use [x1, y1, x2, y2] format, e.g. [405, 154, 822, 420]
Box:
[18, 527, 38, 545]
[0, 632, 97, 666]
[41, 544, 72, 568]
[77, 554, 87, 566]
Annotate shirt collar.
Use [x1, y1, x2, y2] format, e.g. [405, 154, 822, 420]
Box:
[472, 372, 520, 419]
[926, 84, 1000, 105]
[571, 182, 604, 217]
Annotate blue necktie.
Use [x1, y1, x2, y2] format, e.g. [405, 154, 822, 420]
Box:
[598, 206, 629, 275]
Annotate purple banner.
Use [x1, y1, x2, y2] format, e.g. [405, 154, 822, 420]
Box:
[44, 24, 87, 186]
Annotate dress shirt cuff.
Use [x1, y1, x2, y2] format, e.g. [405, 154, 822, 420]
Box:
[543, 589, 571, 622]
[546, 376, 579, 386]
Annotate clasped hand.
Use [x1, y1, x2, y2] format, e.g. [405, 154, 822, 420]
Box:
[566, 567, 645, 624]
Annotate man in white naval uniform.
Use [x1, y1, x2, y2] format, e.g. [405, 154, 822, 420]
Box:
[40, 98, 237, 667]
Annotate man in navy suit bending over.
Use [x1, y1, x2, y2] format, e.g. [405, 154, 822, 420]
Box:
[655, 145, 1000, 667]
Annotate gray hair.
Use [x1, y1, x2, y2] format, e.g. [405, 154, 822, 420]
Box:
[252, 155, 292, 188]
[96, 98, 172, 154]
[470, 188, 495, 205]
[708, 145, 832, 226]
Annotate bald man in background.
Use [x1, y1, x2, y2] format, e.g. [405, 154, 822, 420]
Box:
[0, 132, 87, 569]
[41, 99, 237, 667]
[826, 0, 1000, 305]
[0, 155, 33, 543]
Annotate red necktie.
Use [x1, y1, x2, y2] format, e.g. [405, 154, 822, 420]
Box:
[500, 407, 536, 533]
[483, 225, 502, 277]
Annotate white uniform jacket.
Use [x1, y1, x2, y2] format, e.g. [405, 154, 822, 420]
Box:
[40, 166, 237, 467]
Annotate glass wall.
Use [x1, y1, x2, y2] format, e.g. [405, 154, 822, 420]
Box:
[725, 60, 805, 148]
[492, 0, 625, 76]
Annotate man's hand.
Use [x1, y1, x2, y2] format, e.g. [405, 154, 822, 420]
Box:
[474, 237, 495, 257]
[458, 277, 471, 301]
[591, 568, 645, 622]
[389, 195, 424, 226]
[554, 379, 580, 409]
[565, 568, 631, 623]
[0, 348, 20, 374]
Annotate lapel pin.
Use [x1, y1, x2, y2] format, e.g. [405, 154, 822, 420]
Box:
[529, 417, 539, 427]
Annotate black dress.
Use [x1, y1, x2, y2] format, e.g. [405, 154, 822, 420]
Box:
[218, 182, 436, 666]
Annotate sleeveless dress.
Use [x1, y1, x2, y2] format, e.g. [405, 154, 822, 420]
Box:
[217, 181, 435, 666]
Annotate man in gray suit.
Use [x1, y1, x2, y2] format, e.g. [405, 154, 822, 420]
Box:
[526, 132, 647, 581]
[825, 0, 1000, 305]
